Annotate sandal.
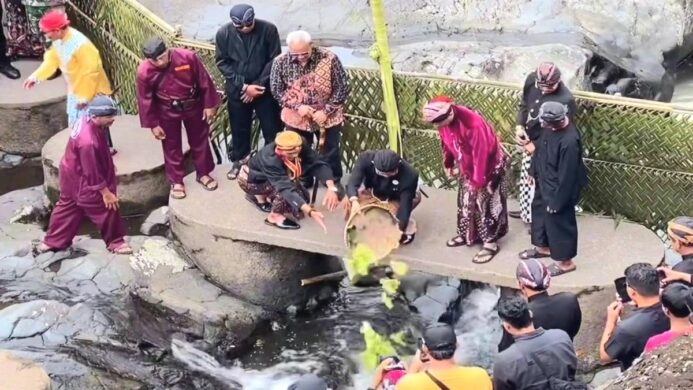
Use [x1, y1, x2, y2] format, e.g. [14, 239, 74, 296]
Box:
[170, 185, 187, 199]
[227, 162, 241, 180]
[518, 248, 551, 260]
[446, 236, 467, 247]
[197, 176, 218, 191]
[264, 217, 300, 230]
[245, 194, 271, 213]
[473, 245, 499, 264]
[110, 243, 133, 255]
[33, 242, 55, 255]
[400, 233, 415, 245]
[548, 263, 576, 277]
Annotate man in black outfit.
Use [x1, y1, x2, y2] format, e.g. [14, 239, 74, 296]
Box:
[511, 62, 577, 225]
[344, 150, 421, 245]
[0, 6, 21, 79]
[599, 263, 670, 371]
[519, 101, 588, 277]
[494, 295, 578, 390]
[498, 259, 582, 352]
[215, 3, 282, 180]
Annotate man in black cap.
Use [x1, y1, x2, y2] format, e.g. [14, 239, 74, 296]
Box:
[344, 149, 422, 244]
[512, 62, 577, 228]
[215, 3, 282, 180]
[0, 5, 21, 79]
[519, 101, 587, 277]
[494, 296, 579, 390]
[391, 323, 492, 389]
[497, 259, 582, 352]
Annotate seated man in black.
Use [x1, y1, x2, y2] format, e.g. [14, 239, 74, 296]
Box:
[600, 263, 670, 370]
[237, 130, 340, 231]
[498, 259, 582, 352]
[343, 149, 421, 245]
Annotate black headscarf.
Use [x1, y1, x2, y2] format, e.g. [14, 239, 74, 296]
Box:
[229, 4, 255, 26]
[142, 36, 167, 59]
[373, 149, 401, 172]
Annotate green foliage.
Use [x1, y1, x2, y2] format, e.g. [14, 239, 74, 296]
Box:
[345, 243, 378, 279]
[360, 322, 397, 370]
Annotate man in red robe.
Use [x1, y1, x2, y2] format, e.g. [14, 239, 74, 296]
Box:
[36, 96, 132, 254]
[136, 37, 221, 199]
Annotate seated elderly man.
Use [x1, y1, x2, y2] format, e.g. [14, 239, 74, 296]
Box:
[237, 130, 340, 231]
[270, 30, 349, 188]
[343, 149, 422, 245]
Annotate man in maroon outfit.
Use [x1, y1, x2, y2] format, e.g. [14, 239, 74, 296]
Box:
[136, 37, 221, 199]
[37, 96, 132, 254]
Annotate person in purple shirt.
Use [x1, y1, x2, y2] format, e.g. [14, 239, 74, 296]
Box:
[36, 96, 132, 255]
[136, 37, 222, 200]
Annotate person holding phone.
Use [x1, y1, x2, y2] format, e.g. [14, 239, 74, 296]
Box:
[599, 263, 670, 370]
[390, 323, 492, 390]
[512, 63, 577, 228]
[215, 4, 283, 180]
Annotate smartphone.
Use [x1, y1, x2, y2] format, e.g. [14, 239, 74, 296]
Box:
[614, 277, 631, 303]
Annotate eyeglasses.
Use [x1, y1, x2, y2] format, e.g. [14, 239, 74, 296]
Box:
[233, 21, 254, 28]
[289, 51, 312, 61]
[536, 81, 559, 89]
[375, 167, 398, 177]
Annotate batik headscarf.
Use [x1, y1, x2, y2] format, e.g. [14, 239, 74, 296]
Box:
[275, 131, 303, 180]
[516, 259, 551, 290]
[669, 217, 693, 247]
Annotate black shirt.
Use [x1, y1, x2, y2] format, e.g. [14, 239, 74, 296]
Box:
[498, 292, 582, 352]
[346, 150, 419, 231]
[247, 142, 333, 212]
[215, 19, 282, 97]
[605, 303, 670, 370]
[529, 122, 588, 211]
[517, 72, 578, 141]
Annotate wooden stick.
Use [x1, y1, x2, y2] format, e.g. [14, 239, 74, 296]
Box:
[301, 271, 347, 286]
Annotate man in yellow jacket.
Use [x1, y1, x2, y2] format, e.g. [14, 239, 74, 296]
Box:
[23, 10, 112, 129]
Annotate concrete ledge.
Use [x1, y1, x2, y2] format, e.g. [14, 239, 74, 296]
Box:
[0, 60, 67, 156]
[170, 166, 664, 294]
[41, 115, 190, 215]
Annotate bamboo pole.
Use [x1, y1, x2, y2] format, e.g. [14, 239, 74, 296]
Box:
[368, 0, 403, 152]
[300, 271, 348, 286]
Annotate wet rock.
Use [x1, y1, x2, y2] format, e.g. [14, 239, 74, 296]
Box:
[0, 300, 70, 340]
[2, 153, 24, 166]
[0, 350, 51, 390]
[134, 266, 269, 346]
[130, 237, 191, 277]
[140, 206, 170, 236]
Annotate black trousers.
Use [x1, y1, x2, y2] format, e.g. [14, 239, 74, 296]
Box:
[226, 93, 282, 162]
[530, 181, 578, 261]
[0, 6, 8, 64]
[295, 124, 343, 182]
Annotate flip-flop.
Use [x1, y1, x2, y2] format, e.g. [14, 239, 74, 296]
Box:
[264, 218, 300, 230]
[400, 233, 415, 245]
[110, 244, 133, 255]
[170, 186, 186, 199]
[518, 248, 551, 260]
[197, 176, 218, 191]
[548, 263, 576, 277]
[227, 164, 241, 180]
[508, 210, 522, 219]
[473, 246, 499, 264]
[245, 194, 271, 213]
[446, 236, 467, 247]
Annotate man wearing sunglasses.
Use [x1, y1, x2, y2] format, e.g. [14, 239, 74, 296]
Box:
[343, 149, 422, 245]
[270, 30, 349, 189]
[215, 4, 282, 181]
[511, 62, 577, 230]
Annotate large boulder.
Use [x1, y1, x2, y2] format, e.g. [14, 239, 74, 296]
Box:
[0, 60, 67, 157]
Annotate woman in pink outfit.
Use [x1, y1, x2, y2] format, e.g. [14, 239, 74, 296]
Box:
[423, 96, 509, 263]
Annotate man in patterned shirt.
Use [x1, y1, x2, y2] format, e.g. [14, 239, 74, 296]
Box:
[270, 30, 349, 188]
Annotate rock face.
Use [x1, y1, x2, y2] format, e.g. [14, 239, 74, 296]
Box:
[0, 60, 67, 157]
[172, 226, 343, 311]
[0, 351, 52, 390]
[140, 206, 170, 236]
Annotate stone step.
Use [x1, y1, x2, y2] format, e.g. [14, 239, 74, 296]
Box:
[169, 166, 663, 294]
[0, 60, 67, 157]
[41, 115, 190, 215]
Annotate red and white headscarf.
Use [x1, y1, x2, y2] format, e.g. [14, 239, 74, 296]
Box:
[422, 96, 454, 123]
[516, 259, 551, 290]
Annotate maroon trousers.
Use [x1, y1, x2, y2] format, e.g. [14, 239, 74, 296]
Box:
[160, 110, 215, 185]
[43, 196, 127, 251]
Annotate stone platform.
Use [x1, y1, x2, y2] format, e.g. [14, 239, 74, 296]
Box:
[169, 166, 664, 294]
[0, 60, 67, 156]
[42, 115, 189, 215]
